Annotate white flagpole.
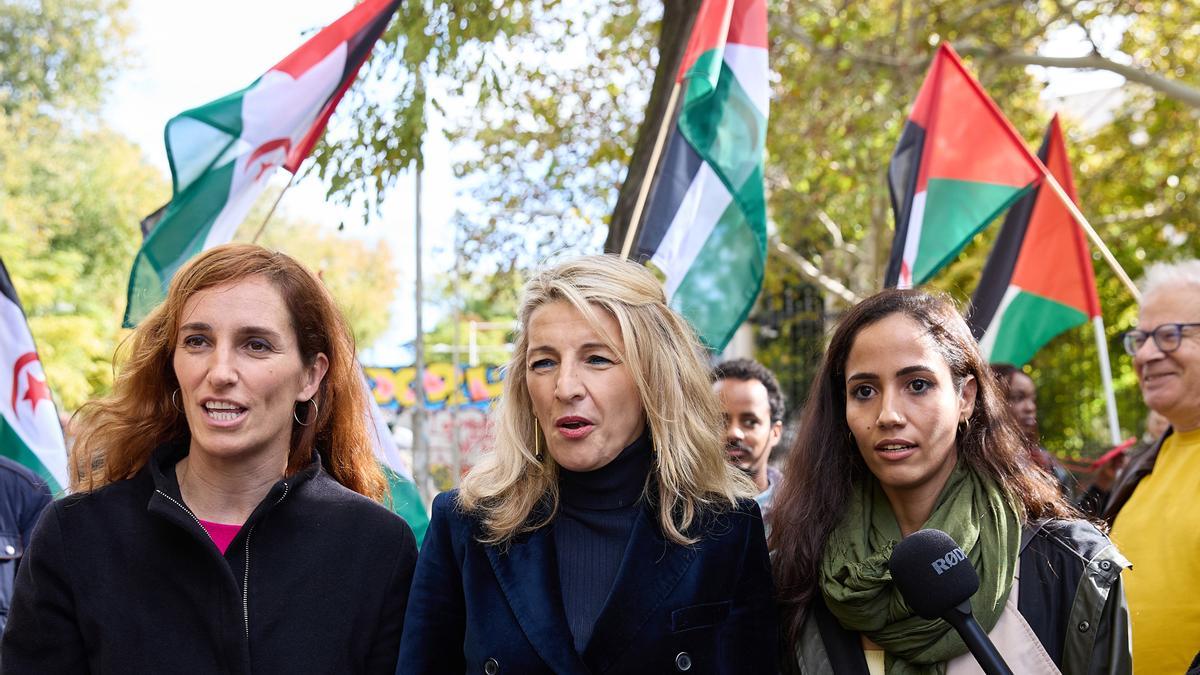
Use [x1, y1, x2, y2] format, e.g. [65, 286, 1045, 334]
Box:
[412, 161, 429, 501]
[1035, 167, 1128, 445]
[1092, 315, 1122, 446]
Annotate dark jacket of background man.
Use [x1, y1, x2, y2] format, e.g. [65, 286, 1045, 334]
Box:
[0, 456, 52, 634]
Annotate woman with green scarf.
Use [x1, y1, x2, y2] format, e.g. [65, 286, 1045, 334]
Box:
[770, 290, 1130, 675]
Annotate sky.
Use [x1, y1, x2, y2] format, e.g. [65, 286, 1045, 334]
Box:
[104, 0, 458, 365]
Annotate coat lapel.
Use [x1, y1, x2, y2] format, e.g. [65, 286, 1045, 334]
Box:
[485, 523, 589, 675]
[582, 504, 699, 673]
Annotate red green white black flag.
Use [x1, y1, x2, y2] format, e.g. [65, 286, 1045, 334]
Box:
[630, 0, 769, 351]
[968, 115, 1100, 366]
[885, 44, 1043, 289]
[123, 0, 399, 327]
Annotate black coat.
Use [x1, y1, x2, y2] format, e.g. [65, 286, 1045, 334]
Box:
[0, 456, 52, 633]
[397, 489, 778, 675]
[0, 443, 417, 674]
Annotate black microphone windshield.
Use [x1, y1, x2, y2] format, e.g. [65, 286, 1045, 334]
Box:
[888, 528, 980, 619]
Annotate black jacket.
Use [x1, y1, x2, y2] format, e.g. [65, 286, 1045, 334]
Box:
[0, 443, 417, 674]
[0, 456, 52, 633]
[794, 518, 1131, 675]
[397, 490, 778, 674]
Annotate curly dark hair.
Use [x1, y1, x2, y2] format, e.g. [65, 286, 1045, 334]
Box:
[712, 358, 786, 423]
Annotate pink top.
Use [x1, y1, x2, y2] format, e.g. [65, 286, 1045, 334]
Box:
[198, 519, 241, 555]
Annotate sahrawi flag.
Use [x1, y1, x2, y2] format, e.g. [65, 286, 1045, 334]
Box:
[361, 368, 429, 545]
[123, 0, 400, 326]
[632, 0, 768, 350]
[0, 258, 68, 493]
[885, 43, 1043, 288]
[968, 114, 1100, 365]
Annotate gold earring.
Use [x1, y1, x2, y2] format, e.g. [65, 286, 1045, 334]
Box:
[534, 418, 542, 460]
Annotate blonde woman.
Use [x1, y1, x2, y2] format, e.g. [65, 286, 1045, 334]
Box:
[2, 244, 417, 673]
[397, 255, 777, 674]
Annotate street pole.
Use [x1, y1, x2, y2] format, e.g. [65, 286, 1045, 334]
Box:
[450, 219, 463, 487]
[412, 161, 429, 501]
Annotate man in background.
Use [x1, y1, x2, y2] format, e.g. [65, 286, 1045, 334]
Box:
[1106, 259, 1200, 673]
[0, 456, 52, 632]
[712, 359, 785, 521]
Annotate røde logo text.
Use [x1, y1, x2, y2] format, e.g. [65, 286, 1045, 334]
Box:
[930, 548, 967, 575]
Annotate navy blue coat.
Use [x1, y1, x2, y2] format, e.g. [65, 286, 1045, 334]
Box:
[397, 490, 777, 674]
[0, 456, 51, 632]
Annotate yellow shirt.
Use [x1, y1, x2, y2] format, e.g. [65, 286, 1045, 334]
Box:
[1111, 427, 1200, 674]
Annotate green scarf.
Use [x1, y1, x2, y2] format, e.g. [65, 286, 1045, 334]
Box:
[818, 463, 1021, 675]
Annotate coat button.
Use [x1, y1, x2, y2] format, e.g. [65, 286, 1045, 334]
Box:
[675, 651, 692, 671]
[3, 545, 13, 555]
[1078, 620, 1091, 632]
[483, 657, 499, 674]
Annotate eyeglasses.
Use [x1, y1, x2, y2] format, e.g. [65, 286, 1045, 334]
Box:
[1122, 322, 1200, 356]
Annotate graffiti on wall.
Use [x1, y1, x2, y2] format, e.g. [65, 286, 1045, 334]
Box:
[364, 363, 505, 410]
[366, 364, 506, 491]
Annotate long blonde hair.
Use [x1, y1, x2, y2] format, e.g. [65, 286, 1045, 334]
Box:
[71, 243, 386, 500]
[459, 255, 755, 545]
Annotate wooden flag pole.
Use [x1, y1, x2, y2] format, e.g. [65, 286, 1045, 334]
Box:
[250, 171, 298, 244]
[620, 81, 683, 261]
[1039, 170, 1141, 303]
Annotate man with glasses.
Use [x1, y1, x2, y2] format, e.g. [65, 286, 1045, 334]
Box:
[1105, 259, 1200, 674]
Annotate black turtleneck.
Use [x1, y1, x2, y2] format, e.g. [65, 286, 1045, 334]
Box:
[554, 430, 653, 653]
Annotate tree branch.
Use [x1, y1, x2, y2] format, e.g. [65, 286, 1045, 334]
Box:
[778, 17, 1200, 108]
[771, 238, 861, 305]
[956, 46, 1200, 108]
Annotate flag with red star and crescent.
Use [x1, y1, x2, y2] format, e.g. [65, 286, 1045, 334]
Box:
[122, 0, 401, 327]
[1, 257, 68, 492]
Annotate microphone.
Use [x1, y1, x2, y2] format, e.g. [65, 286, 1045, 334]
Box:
[888, 529, 1014, 675]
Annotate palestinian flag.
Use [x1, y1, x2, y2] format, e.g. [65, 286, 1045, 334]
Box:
[123, 0, 400, 326]
[631, 0, 768, 351]
[362, 368, 429, 545]
[0, 258, 68, 493]
[968, 115, 1100, 366]
[885, 44, 1043, 288]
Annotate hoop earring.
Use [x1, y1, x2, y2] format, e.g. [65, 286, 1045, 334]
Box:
[294, 398, 318, 426]
[533, 418, 542, 460]
[171, 388, 183, 414]
[958, 417, 971, 437]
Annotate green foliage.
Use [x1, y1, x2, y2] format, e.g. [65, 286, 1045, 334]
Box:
[385, 0, 1198, 462]
[0, 0, 402, 412]
[1, 108, 166, 409]
[727, 0, 1200, 460]
[248, 213, 401, 350]
[422, 264, 522, 365]
[308, 0, 548, 219]
[450, 2, 661, 272]
[0, 0, 132, 113]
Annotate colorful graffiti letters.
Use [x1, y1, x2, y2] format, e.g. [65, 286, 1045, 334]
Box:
[364, 364, 505, 410]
